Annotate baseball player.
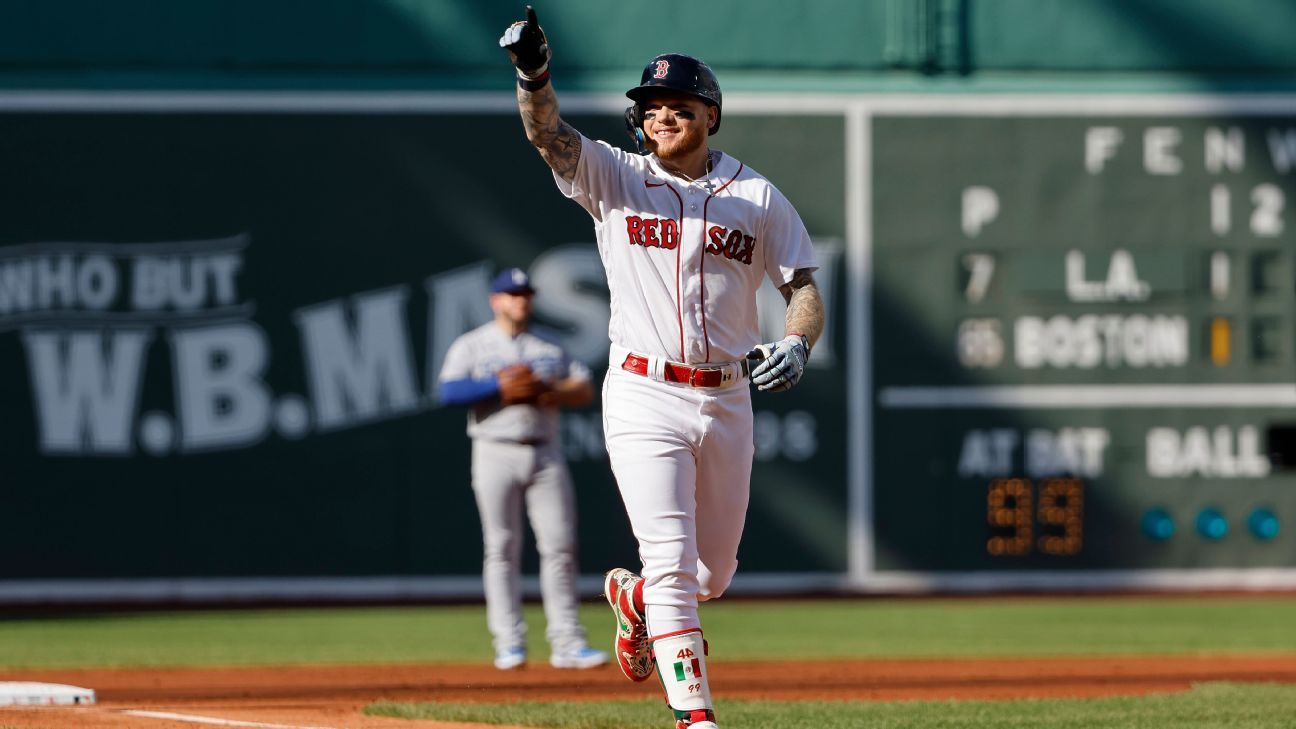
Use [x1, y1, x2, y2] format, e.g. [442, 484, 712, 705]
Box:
[500, 8, 825, 728]
[437, 267, 609, 672]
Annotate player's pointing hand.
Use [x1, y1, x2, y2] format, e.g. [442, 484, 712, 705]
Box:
[499, 5, 550, 78]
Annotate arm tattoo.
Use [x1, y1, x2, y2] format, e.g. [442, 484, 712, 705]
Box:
[778, 268, 825, 350]
[517, 83, 582, 182]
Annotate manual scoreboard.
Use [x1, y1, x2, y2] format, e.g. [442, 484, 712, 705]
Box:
[871, 105, 1296, 573]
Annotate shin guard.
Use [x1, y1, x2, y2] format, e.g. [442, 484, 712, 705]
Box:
[651, 629, 716, 728]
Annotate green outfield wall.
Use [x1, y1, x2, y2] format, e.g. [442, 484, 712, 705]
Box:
[2, 1, 1296, 90]
[0, 104, 848, 595]
[3, 1, 1296, 602]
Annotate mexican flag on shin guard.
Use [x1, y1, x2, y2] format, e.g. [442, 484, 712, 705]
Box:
[651, 629, 713, 715]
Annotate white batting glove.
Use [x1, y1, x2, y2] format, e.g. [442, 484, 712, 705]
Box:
[747, 334, 809, 392]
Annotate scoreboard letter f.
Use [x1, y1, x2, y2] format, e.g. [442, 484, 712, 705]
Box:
[1085, 126, 1123, 174]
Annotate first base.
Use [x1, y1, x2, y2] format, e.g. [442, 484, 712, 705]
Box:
[0, 682, 95, 706]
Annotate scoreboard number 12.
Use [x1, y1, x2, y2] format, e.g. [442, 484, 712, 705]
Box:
[987, 478, 1085, 556]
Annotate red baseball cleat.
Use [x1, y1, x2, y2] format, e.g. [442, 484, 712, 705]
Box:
[604, 568, 654, 682]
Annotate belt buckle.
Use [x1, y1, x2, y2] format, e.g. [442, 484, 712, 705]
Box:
[690, 364, 733, 388]
[688, 366, 709, 388]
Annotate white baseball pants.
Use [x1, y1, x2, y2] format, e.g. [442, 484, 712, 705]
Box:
[602, 365, 754, 637]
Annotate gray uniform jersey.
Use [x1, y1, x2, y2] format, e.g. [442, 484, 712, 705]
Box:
[438, 322, 591, 443]
[439, 320, 594, 656]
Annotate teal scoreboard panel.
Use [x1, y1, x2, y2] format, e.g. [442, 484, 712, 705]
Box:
[870, 100, 1296, 576]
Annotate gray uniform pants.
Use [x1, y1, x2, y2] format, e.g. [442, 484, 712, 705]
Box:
[471, 439, 588, 654]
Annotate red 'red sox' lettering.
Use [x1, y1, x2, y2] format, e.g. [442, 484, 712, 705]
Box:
[706, 225, 755, 265]
[626, 215, 679, 250]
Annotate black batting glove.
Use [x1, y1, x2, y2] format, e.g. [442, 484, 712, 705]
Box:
[499, 5, 550, 78]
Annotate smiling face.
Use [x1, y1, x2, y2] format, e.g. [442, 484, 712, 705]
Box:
[640, 91, 717, 162]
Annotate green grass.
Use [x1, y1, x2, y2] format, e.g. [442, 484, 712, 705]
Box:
[0, 605, 496, 668]
[366, 683, 1296, 728]
[0, 595, 1294, 668]
[703, 596, 1296, 658]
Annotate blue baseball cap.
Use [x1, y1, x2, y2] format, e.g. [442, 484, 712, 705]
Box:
[491, 267, 535, 295]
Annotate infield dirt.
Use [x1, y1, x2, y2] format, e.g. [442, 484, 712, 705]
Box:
[2, 655, 1296, 728]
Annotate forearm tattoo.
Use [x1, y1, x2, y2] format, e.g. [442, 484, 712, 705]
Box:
[517, 83, 582, 182]
[780, 268, 825, 350]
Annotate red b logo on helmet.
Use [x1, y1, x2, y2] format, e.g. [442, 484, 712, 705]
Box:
[653, 60, 670, 79]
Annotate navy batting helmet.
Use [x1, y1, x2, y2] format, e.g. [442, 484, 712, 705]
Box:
[625, 53, 722, 135]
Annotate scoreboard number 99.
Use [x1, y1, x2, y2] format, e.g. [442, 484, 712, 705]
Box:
[987, 478, 1084, 557]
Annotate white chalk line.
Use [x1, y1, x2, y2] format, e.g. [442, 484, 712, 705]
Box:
[120, 709, 336, 729]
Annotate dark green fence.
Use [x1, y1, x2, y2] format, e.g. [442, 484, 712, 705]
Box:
[0, 105, 848, 586]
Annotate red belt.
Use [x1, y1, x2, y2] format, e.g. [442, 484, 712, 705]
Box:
[621, 353, 746, 388]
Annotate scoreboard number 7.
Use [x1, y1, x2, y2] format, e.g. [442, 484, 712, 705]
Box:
[961, 253, 996, 303]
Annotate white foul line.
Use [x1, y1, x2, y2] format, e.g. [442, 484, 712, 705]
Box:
[878, 383, 1296, 409]
[121, 710, 335, 729]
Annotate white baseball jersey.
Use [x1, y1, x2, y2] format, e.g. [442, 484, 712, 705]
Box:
[438, 322, 590, 443]
[554, 136, 818, 364]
